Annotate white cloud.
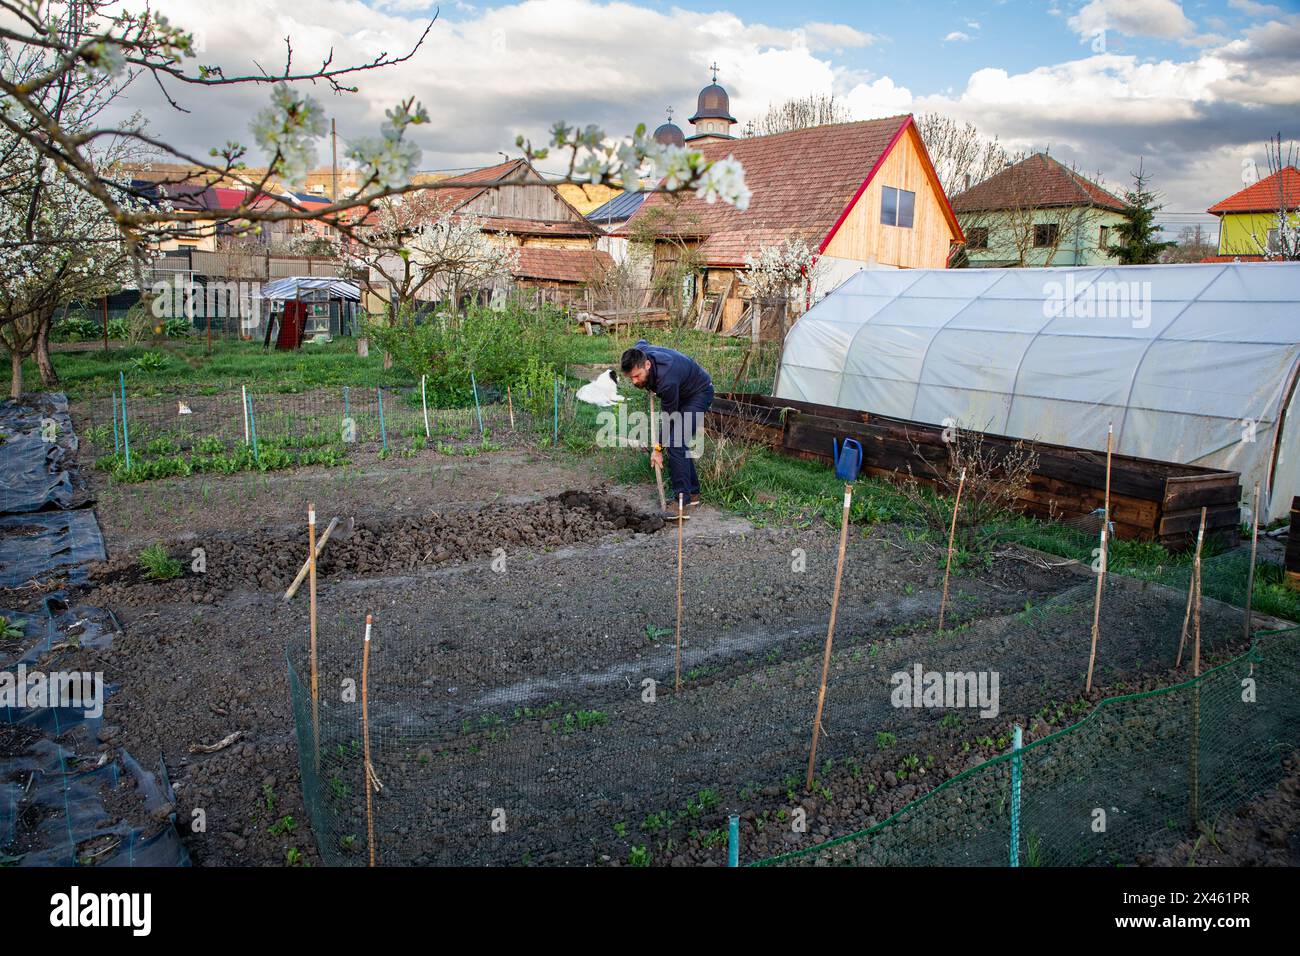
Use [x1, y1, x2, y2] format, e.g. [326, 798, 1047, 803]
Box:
[94, 0, 1298, 216]
[943, 31, 973, 43]
[1068, 0, 1195, 39]
[803, 22, 880, 51]
[1228, 0, 1285, 17]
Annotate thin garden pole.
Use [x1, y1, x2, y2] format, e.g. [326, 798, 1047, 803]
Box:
[242, 384, 250, 444]
[727, 814, 740, 867]
[119, 371, 131, 470]
[421, 374, 431, 438]
[308, 503, 320, 771]
[343, 385, 350, 426]
[506, 385, 515, 430]
[1176, 509, 1208, 669]
[362, 613, 376, 867]
[1085, 424, 1114, 694]
[246, 391, 259, 463]
[1009, 725, 1023, 866]
[1244, 482, 1260, 641]
[470, 372, 485, 438]
[377, 387, 388, 453]
[806, 483, 853, 791]
[111, 391, 120, 455]
[1190, 506, 1206, 828]
[675, 492, 685, 694]
[553, 374, 559, 446]
[937, 468, 967, 633]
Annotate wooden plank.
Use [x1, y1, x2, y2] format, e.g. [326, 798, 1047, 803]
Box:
[1163, 475, 1242, 512]
[1157, 506, 1241, 538]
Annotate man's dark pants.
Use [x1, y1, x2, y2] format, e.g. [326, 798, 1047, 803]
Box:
[663, 383, 714, 502]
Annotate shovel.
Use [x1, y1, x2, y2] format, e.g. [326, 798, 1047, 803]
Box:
[283, 516, 355, 601]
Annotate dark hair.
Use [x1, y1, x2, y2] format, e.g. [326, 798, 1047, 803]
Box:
[620, 347, 647, 374]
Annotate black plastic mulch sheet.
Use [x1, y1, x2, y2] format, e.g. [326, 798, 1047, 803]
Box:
[0, 395, 189, 867]
[0, 393, 86, 514]
[0, 511, 106, 588]
[1, 594, 190, 867]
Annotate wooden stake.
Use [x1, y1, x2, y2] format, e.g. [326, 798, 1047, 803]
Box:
[362, 614, 376, 867]
[308, 503, 319, 770]
[937, 469, 966, 634]
[1244, 482, 1260, 642]
[421, 374, 430, 438]
[807, 484, 853, 791]
[1190, 507, 1205, 828]
[1084, 424, 1114, 694]
[506, 385, 515, 430]
[1176, 508, 1208, 669]
[675, 493, 685, 694]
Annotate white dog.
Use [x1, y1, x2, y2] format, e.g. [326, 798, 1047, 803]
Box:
[576, 368, 626, 407]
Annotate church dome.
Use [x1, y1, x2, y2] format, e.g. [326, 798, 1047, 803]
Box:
[653, 118, 685, 148]
[689, 82, 737, 124]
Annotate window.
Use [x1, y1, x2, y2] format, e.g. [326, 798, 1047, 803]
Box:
[1268, 229, 1281, 253]
[881, 186, 916, 228]
[1099, 225, 1111, 248]
[967, 227, 989, 250]
[1034, 223, 1060, 248]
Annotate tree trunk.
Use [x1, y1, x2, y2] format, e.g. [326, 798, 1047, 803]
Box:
[10, 348, 22, 400]
[35, 309, 59, 388]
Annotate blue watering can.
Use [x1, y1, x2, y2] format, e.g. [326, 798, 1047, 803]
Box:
[832, 438, 863, 482]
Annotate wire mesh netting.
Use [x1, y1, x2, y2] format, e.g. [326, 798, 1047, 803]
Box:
[70, 379, 593, 483]
[283, 515, 1300, 866]
[758, 629, 1297, 866]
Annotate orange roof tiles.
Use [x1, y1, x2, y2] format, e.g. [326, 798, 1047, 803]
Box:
[1207, 166, 1300, 215]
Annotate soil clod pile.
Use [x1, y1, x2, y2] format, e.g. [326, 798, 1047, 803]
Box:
[86, 491, 663, 602]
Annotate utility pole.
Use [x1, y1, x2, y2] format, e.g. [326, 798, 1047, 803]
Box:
[331, 118, 339, 202]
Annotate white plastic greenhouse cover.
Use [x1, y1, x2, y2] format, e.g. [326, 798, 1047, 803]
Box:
[775, 262, 1300, 522]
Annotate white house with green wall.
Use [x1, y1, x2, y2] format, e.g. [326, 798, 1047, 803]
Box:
[950, 153, 1126, 267]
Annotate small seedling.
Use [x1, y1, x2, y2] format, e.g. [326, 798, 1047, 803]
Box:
[627, 845, 650, 867]
[876, 731, 897, 750]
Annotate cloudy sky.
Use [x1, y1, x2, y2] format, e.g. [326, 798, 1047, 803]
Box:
[106, 0, 1299, 235]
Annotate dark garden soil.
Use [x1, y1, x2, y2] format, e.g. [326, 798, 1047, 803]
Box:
[11, 435, 1291, 868]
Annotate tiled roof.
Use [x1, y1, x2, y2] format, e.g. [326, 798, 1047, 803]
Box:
[618, 116, 944, 265]
[479, 216, 598, 237]
[1207, 166, 1300, 214]
[950, 153, 1125, 214]
[511, 247, 613, 283]
[429, 159, 530, 208]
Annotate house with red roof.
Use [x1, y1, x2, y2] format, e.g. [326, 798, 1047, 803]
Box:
[1207, 165, 1300, 259]
[615, 110, 964, 334]
[949, 152, 1126, 268]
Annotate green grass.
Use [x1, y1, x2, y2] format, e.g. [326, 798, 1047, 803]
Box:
[23, 337, 414, 401]
[138, 543, 182, 581]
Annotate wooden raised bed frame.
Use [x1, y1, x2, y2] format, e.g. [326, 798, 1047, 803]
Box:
[708, 393, 1242, 551]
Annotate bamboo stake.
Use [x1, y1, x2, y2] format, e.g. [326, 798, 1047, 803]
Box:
[362, 614, 376, 867]
[937, 468, 967, 633]
[675, 493, 685, 693]
[421, 374, 430, 438]
[1190, 506, 1206, 828]
[506, 385, 515, 430]
[1084, 424, 1114, 694]
[807, 483, 853, 791]
[1176, 509, 1208, 669]
[1244, 482, 1260, 642]
[308, 504, 319, 771]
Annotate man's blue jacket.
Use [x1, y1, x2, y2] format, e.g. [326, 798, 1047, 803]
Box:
[634, 339, 712, 414]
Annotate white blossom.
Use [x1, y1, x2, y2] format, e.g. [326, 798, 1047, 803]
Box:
[249, 83, 327, 187]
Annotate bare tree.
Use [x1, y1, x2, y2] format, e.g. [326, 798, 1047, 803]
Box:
[915, 113, 1018, 198]
[754, 93, 852, 136]
[1246, 133, 1300, 261]
[1161, 224, 1216, 264]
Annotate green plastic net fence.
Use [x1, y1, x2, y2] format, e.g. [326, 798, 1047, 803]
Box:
[757, 629, 1297, 866]
[283, 514, 1300, 867]
[71, 379, 593, 483]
